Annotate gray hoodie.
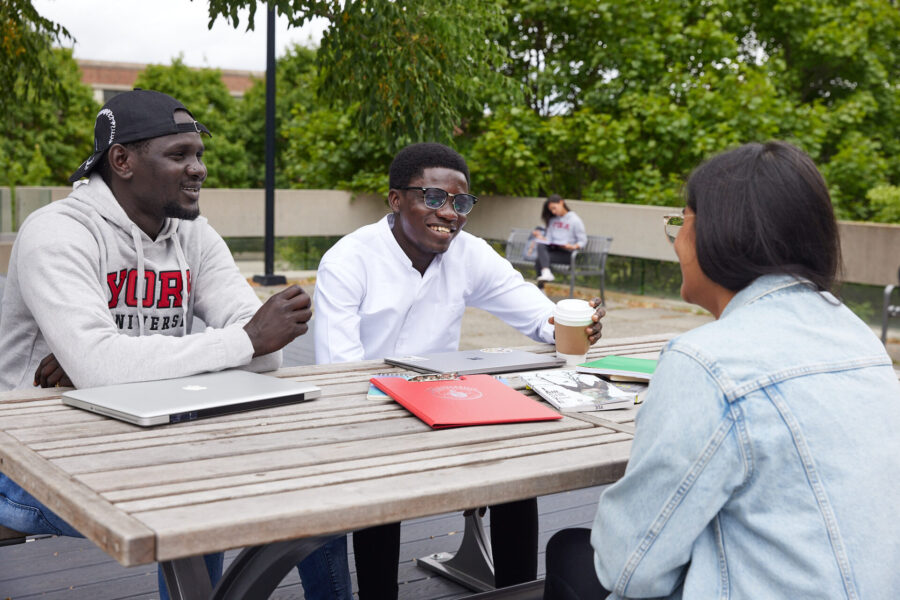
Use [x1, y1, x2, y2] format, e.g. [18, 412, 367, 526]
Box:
[0, 174, 280, 390]
[546, 210, 587, 247]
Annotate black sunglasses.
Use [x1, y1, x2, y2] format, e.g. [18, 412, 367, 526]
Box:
[398, 187, 478, 215]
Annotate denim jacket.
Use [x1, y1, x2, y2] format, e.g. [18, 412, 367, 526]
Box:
[592, 275, 900, 599]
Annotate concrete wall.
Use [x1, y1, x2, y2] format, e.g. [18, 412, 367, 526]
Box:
[0, 233, 12, 276]
[837, 221, 900, 286]
[2, 187, 897, 286]
[198, 189, 389, 237]
[0, 187, 71, 233]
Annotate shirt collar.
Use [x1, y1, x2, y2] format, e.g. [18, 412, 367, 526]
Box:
[379, 214, 445, 273]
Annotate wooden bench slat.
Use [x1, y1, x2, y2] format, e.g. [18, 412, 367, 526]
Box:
[0, 524, 27, 544]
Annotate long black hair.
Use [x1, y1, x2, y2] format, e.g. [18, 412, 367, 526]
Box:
[541, 194, 567, 227]
[685, 141, 841, 293]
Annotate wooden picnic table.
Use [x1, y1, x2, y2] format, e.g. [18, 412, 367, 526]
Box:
[0, 333, 671, 599]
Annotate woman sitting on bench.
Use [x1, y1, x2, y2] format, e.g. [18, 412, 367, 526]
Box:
[533, 194, 587, 283]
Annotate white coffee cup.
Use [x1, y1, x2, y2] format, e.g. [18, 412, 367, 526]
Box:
[554, 299, 595, 366]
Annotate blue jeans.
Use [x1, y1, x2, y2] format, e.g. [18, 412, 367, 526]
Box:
[1, 473, 351, 600]
[0, 472, 83, 538]
[295, 535, 352, 599]
[156, 536, 351, 599]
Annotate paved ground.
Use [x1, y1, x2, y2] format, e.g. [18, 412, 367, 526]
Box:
[1, 265, 896, 362]
[240, 263, 900, 365]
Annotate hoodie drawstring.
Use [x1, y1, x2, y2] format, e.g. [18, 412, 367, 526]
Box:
[129, 222, 191, 337]
[130, 225, 146, 337]
[173, 235, 192, 334]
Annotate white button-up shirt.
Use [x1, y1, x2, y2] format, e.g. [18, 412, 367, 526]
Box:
[314, 215, 555, 364]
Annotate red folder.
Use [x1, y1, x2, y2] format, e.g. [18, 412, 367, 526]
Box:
[370, 374, 562, 429]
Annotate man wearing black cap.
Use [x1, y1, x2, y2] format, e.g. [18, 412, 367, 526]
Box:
[0, 90, 350, 599]
[0, 89, 308, 388]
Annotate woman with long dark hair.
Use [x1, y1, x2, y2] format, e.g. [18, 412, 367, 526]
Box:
[543, 141, 900, 599]
[533, 194, 587, 282]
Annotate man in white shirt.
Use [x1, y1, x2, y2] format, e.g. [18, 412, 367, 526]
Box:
[313, 142, 606, 598]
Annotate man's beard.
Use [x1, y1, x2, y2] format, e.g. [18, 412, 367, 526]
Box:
[163, 200, 200, 221]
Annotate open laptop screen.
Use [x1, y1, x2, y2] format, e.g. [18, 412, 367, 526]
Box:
[384, 347, 564, 375]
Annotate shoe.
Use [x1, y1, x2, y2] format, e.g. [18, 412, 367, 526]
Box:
[537, 268, 555, 282]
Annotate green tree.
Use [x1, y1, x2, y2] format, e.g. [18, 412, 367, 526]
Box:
[866, 185, 900, 223]
[13, 0, 900, 224]
[234, 44, 318, 188]
[233, 42, 393, 191]
[134, 58, 249, 188]
[0, 47, 97, 186]
[471, 0, 900, 221]
[0, 0, 73, 115]
[731, 0, 900, 219]
[281, 102, 392, 191]
[207, 0, 514, 148]
[497, 0, 612, 116]
[462, 107, 547, 196]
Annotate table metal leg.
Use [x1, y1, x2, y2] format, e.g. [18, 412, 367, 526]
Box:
[418, 509, 496, 592]
[463, 580, 545, 599]
[162, 535, 335, 599]
[211, 535, 333, 600]
[161, 556, 214, 600]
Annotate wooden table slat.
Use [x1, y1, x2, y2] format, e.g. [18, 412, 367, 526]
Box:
[112, 429, 630, 512]
[72, 419, 589, 495]
[96, 425, 614, 499]
[0, 431, 155, 565]
[33, 405, 408, 454]
[51, 412, 597, 475]
[142, 438, 633, 561]
[7, 395, 384, 442]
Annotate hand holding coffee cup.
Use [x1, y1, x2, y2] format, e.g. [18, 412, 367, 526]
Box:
[551, 298, 605, 365]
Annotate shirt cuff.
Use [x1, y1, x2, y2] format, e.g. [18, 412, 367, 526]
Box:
[221, 324, 257, 367]
[539, 319, 556, 344]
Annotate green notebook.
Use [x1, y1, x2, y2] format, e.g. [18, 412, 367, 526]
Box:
[575, 355, 657, 381]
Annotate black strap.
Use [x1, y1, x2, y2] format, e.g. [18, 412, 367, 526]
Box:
[174, 120, 211, 136]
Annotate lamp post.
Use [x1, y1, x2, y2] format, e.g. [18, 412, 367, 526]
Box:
[253, 2, 287, 286]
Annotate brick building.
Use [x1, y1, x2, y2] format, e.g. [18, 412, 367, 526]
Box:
[77, 59, 263, 103]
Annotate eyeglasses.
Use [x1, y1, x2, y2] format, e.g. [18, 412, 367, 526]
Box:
[662, 214, 685, 243]
[398, 187, 478, 215]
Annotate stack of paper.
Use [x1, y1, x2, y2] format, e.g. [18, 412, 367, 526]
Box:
[521, 370, 641, 412]
[575, 355, 657, 381]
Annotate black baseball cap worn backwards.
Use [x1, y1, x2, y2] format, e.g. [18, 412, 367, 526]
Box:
[69, 89, 211, 183]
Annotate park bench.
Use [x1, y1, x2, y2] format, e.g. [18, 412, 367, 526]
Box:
[0, 233, 13, 276]
[0, 525, 29, 546]
[882, 266, 900, 344]
[505, 228, 613, 304]
[0, 279, 26, 548]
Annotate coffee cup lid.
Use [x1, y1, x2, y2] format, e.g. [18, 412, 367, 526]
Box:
[554, 299, 594, 325]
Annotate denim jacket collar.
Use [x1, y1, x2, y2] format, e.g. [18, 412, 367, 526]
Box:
[719, 273, 815, 321]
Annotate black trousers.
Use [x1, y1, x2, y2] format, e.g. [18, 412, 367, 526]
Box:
[353, 498, 539, 600]
[543, 528, 610, 600]
[535, 244, 572, 272]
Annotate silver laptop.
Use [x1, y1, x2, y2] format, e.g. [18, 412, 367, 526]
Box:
[384, 347, 565, 376]
[62, 370, 321, 427]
